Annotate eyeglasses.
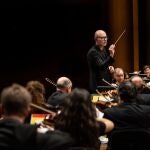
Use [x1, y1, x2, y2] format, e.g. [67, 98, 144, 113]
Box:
[97, 36, 108, 40]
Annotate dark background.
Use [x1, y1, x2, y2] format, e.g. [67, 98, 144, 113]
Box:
[0, 1, 149, 98]
[0, 1, 108, 97]
[139, 0, 150, 68]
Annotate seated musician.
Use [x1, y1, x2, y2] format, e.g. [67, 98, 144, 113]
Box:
[143, 65, 150, 88]
[26, 80, 46, 105]
[130, 75, 150, 94]
[143, 65, 150, 79]
[26, 80, 56, 124]
[0, 84, 74, 150]
[55, 88, 114, 149]
[48, 77, 72, 107]
[112, 68, 125, 87]
[104, 81, 150, 131]
[130, 75, 150, 105]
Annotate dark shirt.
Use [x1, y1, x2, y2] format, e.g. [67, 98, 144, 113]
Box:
[136, 94, 150, 105]
[87, 45, 114, 92]
[0, 118, 74, 150]
[98, 121, 106, 135]
[104, 102, 150, 130]
[55, 121, 105, 149]
[47, 90, 67, 107]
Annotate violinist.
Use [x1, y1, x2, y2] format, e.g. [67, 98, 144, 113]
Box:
[112, 68, 125, 87]
[47, 77, 72, 107]
[143, 65, 150, 76]
[26, 80, 46, 105]
[143, 65, 150, 82]
[130, 75, 150, 94]
[0, 84, 74, 150]
[104, 81, 150, 132]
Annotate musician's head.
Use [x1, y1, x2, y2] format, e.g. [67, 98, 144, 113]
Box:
[56, 77, 72, 93]
[0, 84, 32, 123]
[143, 65, 150, 75]
[130, 75, 144, 90]
[55, 88, 99, 147]
[26, 80, 45, 104]
[114, 68, 124, 84]
[118, 81, 137, 103]
[94, 30, 108, 48]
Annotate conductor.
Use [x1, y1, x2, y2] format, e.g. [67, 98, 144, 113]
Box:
[87, 30, 115, 92]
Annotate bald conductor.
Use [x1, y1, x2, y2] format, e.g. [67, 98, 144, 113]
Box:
[87, 30, 115, 92]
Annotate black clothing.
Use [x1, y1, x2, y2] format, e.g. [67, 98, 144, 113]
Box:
[47, 91, 67, 107]
[104, 102, 150, 130]
[87, 45, 114, 92]
[136, 94, 150, 105]
[55, 121, 105, 149]
[109, 129, 150, 150]
[0, 118, 74, 150]
[98, 121, 106, 135]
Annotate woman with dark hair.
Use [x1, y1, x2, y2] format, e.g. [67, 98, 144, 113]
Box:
[55, 88, 114, 149]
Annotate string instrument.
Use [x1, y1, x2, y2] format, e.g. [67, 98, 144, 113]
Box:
[92, 79, 120, 108]
[30, 103, 57, 128]
[101, 78, 119, 97]
[93, 90, 118, 109]
[94, 90, 112, 108]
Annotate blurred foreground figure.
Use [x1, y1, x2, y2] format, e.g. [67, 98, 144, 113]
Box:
[0, 84, 74, 150]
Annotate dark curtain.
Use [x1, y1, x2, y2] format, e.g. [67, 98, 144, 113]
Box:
[139, 0, 150, 68]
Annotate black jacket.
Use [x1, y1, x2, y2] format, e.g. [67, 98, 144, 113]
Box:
[87, 45, 114, 92]
[104, 102, 150, 130]
[0, 118, 74, 150]
[47, 91, 67, 107]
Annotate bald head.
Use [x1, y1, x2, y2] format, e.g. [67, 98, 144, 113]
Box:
[94, 30, 106, 40]
[94, 30, 107, 48]
[114, 68, 124, 74]
[114, 68, 124, 83]
[131, 76, 144, 89]
[56, 77, 72, 93]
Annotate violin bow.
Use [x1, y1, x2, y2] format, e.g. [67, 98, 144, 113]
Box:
[45, 78, 57, 87]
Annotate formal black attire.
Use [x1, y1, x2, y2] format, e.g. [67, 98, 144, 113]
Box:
[47, 90, 67, 107]
[0, 118, 74, 150]
[103, 102, 150, 130]
[87, 45, 114, 92]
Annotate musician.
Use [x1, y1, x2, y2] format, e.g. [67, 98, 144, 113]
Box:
[55, 88, 114, 149]
[25, 81, 48, 122]
[130, 75, 147, 94]
[143, 65, 150, 76]
[112, 68, 125, 87]
[87, 30, 115, 92]
[104, 81, 150, 130]
[48, 77, 72, 107]
[26, 80, 46, 105]
[143, 65, 150, 82]
[0, 84, 74, 150]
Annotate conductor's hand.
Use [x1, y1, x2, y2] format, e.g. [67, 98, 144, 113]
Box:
[109, 66, 114, 74]
[109, 44, 115, 58]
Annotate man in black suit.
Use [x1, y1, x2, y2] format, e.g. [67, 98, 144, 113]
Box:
[0, 84, 74, 150]
[103, 81, 150, 130]
[87, 30, 115, 92]
[48, 77, 72, 107]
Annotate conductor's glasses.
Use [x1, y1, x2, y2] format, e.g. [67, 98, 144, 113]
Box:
[97, 36, 108, 40]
